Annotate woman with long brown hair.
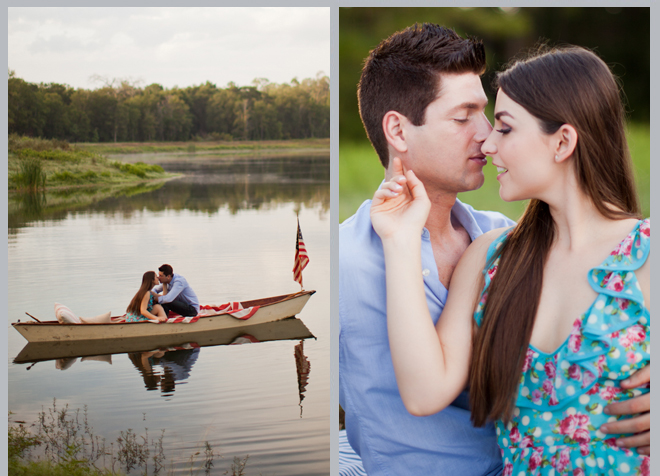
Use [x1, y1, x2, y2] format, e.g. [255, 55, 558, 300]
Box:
[126, 271, 168, 323]
[371, 46, 650, 475]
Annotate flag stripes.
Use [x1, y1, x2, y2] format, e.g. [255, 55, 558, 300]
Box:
[293, 217, 310, 287]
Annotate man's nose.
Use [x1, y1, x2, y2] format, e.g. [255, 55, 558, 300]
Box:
[474, 112, 492, 143]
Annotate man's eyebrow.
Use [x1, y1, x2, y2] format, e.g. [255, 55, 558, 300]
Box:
[494, 111, 513, 120]
[448, 102, 483, 113]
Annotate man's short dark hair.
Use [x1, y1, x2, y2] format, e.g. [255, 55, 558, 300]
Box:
[159, 264, 173, 277]
[358, 23, 486, 168]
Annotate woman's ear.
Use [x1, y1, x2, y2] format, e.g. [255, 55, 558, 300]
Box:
[382, 111, 409, 154]
[554, 124, 578, 163]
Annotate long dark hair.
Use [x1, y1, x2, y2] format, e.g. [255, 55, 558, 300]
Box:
[469, 46, 642, 427]
[127, 271, 156, 316]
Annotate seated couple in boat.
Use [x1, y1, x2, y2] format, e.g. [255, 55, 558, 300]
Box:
[126, 264, 200, 322]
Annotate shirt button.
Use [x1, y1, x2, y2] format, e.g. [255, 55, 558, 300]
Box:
[422, 269, 430, 277]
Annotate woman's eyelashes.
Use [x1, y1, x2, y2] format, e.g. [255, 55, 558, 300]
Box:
[495, 123, 511, 134]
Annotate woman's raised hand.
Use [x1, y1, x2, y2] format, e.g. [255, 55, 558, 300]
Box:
[370, 157, 431, 241]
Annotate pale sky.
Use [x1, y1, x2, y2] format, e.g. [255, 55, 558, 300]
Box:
[8, 7, 330, 90]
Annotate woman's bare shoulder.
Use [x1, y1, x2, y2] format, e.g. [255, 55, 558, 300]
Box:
[467, 226, 513, 255]
[455, 226, 513, 273]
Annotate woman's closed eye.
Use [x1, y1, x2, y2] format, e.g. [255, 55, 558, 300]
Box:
[495, 122, 511, 134]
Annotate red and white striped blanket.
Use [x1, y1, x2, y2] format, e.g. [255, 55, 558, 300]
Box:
[118, 302, 260, 324]
[161, 301, 260, 324]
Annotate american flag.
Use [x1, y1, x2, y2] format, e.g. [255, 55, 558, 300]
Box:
[293, 217, 309, 288]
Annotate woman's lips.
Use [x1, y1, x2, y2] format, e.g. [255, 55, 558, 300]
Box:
[495, 165, 508, 180]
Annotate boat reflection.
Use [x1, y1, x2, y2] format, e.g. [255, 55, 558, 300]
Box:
[17, 317, 315, 401]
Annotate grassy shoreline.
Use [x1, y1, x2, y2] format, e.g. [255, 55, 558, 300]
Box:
[8, 136, 179, 192]
[9, 136, 329, 192]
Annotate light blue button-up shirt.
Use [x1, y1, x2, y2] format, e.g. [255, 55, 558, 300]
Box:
[152, 273, 200, 313]
[339, 198, 515, 476]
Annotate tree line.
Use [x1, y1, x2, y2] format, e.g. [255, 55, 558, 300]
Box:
[8, 72, 330, 143]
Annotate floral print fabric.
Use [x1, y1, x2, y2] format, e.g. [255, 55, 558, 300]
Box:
[125, 294, 155, 322]
[474, 219, 650, 475]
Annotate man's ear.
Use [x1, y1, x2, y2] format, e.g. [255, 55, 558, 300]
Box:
[382, 111, 409, 154]
[554, 124, 578, 163]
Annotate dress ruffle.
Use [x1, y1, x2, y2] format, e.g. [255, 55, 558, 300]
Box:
[476, 220, 650, 412]
[501, 441, 650, 476]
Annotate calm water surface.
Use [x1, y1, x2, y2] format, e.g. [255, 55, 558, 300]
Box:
[8, 152, 330, 475]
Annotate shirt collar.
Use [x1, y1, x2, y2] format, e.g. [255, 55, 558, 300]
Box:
[451, 198, 485, 241]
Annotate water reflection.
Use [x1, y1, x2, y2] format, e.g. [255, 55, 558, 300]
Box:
[9, 154, 330, 232]
[55, 354, 113, 371]
[11, 190, 47, 222]
[295, 340, 311, 417]
[8, 181, 168, 231]
[129, 347, 199, 396]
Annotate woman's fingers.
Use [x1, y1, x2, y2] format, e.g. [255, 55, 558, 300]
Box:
[381, 179, 404, 195]
[373, 176, 407, 204]
[391, 157, 405, 177]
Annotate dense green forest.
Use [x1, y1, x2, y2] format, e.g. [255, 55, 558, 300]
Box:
[8, 72, 329, 143]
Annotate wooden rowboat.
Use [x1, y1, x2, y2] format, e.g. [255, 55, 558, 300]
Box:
[14, 317, 315, 364]
[12, 290, 315, 343]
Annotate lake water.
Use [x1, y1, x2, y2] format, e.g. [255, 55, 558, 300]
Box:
[8, 151, 330, 475]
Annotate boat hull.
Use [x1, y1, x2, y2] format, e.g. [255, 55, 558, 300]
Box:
[14, 317, 315, 363]
[13, 291, 315, 343]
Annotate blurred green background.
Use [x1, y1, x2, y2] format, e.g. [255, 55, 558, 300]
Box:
[339, 7, 650, 222]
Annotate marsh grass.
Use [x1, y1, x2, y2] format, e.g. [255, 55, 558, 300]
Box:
[226, 456, 249, 476]
[112, 162, 165, 179]
[13, 158, 47, 191]
[17, 148, 86, 163]
[9, 400, 248, 476]
[8, 134, 71, 153]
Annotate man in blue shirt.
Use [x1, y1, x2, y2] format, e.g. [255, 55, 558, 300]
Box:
[152, 264, 200, 317]
[339, 23, 651, 475]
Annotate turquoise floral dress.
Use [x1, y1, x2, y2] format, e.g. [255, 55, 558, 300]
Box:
[126, 294, 155, 322]
[474, 219, 650, 476]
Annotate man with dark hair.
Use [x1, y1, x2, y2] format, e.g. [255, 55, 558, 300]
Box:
[358, 24, 486, 169]
[339, 23, 650, 475]
[152, 264, 200, 317]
